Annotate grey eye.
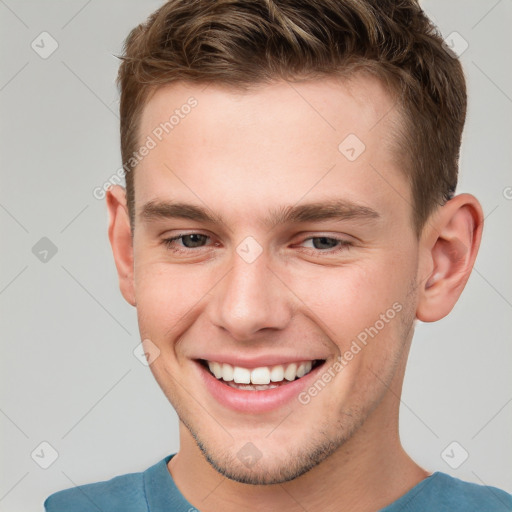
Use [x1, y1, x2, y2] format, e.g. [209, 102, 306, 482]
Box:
[180, 234, 209, 248]
[310, 237, 340, 250]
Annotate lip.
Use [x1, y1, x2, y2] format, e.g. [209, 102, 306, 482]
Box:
[194, 358, 327, 414]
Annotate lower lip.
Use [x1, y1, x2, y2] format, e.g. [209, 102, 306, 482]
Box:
[195, 360, 326, 413]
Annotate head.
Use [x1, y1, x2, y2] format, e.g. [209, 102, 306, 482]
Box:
[107, 0, 483, 485]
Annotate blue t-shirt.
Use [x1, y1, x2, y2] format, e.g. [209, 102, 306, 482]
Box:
[44, 453, 512, 511]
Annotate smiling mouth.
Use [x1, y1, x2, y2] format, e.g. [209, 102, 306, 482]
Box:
[198, 359, 326, 391]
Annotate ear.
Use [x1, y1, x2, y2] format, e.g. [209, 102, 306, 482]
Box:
[106, 185, 136, 307]
[416, 193, 483, 322]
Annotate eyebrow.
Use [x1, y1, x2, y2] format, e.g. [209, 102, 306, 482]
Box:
[140, 199, 380, 229]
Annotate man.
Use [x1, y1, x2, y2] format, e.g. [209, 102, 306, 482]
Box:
[44, 0, 512, 510]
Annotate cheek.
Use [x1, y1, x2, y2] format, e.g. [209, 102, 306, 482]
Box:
[288, 261, 416, 411]
[286, 256, 414, 344]
[133, 261, 212, 343]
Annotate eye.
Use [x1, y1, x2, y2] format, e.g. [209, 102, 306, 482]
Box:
[298, 236, 352, 252]
[162, 233, 211, 251]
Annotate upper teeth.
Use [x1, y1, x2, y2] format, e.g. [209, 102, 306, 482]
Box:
[207, 360, 314, 385]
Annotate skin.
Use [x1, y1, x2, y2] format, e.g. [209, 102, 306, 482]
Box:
[107, 75, 483, 511]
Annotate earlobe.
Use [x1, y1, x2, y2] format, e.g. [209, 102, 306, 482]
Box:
[416, 194, 483, 322]
[106, 185, 136, 307]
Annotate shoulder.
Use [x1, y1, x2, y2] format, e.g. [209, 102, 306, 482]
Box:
[44, 469, 147, 512]
[397, 472, 512, 511]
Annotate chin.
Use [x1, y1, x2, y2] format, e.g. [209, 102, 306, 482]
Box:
[184, 414, 350, 485]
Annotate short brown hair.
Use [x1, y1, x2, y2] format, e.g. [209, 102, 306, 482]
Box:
[116, 0, 466, 234]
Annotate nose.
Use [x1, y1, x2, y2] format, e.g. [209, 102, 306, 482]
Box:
[208, 248, 294, 341]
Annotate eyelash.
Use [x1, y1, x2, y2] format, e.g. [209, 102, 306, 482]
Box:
[161, 233, 353, 255]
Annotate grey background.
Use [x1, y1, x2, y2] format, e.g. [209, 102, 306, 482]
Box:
[0, 1, 511, 510]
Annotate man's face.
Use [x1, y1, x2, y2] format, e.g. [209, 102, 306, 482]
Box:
[130, 76, 421, 484]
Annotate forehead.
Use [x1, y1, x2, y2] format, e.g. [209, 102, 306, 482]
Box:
[134, 75, 409, 227]
[139, 74, 399, 146]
